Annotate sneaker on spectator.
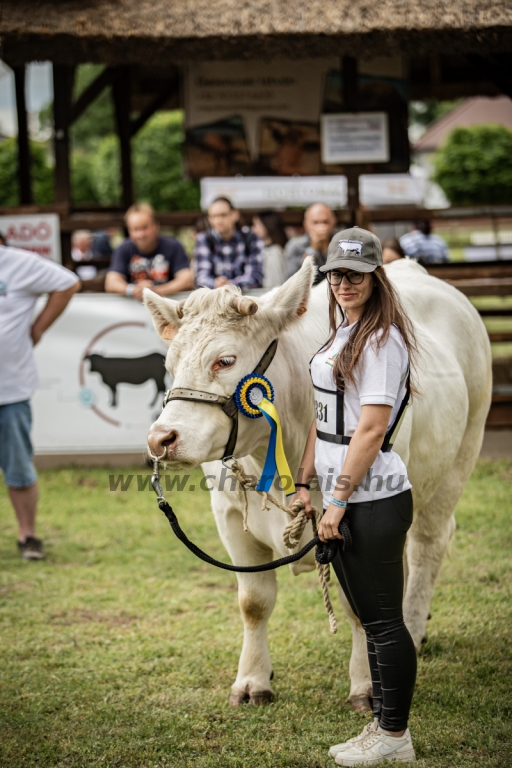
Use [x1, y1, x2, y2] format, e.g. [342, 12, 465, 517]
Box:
[18, 536, 45, 560]
[329, 720, 379, 758]
[334, 727, 415, 765]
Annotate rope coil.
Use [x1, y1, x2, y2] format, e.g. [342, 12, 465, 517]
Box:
[229, 460, 338, 634]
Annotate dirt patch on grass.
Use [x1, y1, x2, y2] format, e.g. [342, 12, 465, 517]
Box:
[49, 609, 138, 627]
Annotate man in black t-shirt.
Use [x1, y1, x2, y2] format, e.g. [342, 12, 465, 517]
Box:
[105, 203, 194, 301]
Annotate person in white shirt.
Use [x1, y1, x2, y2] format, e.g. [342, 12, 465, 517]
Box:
[290, 227, 419, 766]
[252, 210, 287, 289]
[0, 247, 79, 560]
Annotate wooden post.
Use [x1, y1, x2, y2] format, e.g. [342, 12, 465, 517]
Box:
[342, 56, 360, 225]
[13, 65, 32, 204]
[53, 65, 74, 205]
[53, 65, 74, 266]
[113, 68, 133, 210]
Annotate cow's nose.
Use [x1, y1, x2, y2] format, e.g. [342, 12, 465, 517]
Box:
[147, 424, 179, 459]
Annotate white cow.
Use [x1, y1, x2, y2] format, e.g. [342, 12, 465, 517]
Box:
[145, 257, 492, 710]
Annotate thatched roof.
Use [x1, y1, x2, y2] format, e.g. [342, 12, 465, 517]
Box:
[1, 0, 512, 65]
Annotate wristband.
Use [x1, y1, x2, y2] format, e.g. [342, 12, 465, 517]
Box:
[125, 284, 135, 298]
[295, 483, 310, 490]
[330, 497, 348, 509]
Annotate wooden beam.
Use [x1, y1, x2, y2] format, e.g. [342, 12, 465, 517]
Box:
[130, 80, 179, 137]
[113, 68, 133, 210]
[466, 55, 512, 100]
[69, 66, 117, 125]
[448, 277, 512, 297]
[488, 332, 512, 343]
[342, 56, 360, 223]
[53, 65, 75, 207]
[13, 65, 32, 204]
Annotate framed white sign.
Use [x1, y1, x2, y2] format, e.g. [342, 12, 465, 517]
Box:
[0, 213, 61, 262]
[321, 113, 390, 165]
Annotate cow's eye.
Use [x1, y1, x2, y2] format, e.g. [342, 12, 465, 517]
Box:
[213, 356, 236, 372]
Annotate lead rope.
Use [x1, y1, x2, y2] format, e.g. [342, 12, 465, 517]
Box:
[228, 459, 337, 634]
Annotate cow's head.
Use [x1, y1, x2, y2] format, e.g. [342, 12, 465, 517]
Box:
[145, 257, 315, 467]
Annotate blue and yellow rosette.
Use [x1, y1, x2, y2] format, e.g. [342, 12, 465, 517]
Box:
[234, 374, 295, 495]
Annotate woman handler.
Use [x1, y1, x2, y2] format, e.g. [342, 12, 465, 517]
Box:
[291, 227, 418, 765]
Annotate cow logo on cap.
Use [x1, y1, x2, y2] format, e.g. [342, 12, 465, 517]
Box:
[338, 239, 363, 256]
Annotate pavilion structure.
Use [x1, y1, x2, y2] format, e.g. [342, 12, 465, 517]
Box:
[1, 0, 512, 259]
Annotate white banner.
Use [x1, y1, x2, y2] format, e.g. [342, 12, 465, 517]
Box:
[32, 295, 172, 454]
[200, 176, 348, 210]
[359, 174, 425, 207]
[0, 213, 61, 262]
[321, 113, 390, 164]
[201, 174, 425, 209]
[186, 59, 335, 158]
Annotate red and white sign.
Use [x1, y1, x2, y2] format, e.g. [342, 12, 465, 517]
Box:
[0, 213, 61, 263]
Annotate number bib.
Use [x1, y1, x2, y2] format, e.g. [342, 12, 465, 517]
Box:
[313, 384, 348, 445]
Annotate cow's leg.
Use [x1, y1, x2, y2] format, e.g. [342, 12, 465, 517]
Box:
[404, 420, 484, 648]
[404, 508, 456, 648]
[109, 385, 117, 407]
[231, 567, 277, 705]
[209, 491, 277, 705]
[336, 585, 372, 713]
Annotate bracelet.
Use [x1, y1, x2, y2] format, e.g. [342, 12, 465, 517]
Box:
[294, 483, 310, 490]
[330, 497, 348, 509]
[125, 283, 135, 298]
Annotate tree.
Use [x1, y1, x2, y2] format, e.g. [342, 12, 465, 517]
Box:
[433, 125, 512, 205]
[0, 138, 53, 205]
[132, 112, 200, 211]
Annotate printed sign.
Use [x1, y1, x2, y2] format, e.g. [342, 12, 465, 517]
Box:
[0, 213, 61, 262]
[32, 295, 172, 454]
[200, 176, 348, 210]
[321, 113, 390, 164]
[185, 58, 335, 176]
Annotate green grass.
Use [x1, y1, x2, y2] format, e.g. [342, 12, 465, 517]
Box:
[1, 462, 511, 767]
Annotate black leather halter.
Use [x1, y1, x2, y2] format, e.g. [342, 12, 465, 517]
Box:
[161, 339, 279, 460]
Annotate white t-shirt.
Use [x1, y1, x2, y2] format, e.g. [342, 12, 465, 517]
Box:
[262, 244, 286, 289]
[0, 247, 78, 405]
[310, 321, 412, 507]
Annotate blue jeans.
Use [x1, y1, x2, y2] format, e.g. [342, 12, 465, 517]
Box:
[0, 400, 38, 488]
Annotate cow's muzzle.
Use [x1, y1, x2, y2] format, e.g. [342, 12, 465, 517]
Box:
[147, 424, 179, 459]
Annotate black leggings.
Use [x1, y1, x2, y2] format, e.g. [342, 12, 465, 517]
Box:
[330, 489, 416, 732]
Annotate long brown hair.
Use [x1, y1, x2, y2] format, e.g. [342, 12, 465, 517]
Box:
[327, 267, 419, 395]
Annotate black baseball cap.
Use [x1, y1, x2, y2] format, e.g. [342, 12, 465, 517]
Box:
[319, 226, 383, 274]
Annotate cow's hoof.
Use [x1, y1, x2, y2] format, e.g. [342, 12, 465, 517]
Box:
[349, 695, 372, 714]
[249, 690, 274, 705]
[228, 689, 250, 706]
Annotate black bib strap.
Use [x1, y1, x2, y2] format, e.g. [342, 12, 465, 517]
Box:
[316, 431, 351, 446]
[381, 369, 411, 453]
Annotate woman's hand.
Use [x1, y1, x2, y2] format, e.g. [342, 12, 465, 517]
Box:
[288, 487, 314, 519]
[318, 503, 345, 542]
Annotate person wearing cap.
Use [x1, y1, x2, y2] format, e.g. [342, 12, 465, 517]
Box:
[290, 227, 419, 765]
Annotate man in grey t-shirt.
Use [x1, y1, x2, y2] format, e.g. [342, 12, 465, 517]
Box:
[285, 203, 337, 283]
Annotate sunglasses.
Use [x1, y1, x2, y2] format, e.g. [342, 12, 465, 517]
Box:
[326, 270, 365, 286]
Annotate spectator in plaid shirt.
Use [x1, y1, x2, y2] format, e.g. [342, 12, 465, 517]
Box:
[195, 198, 263, 289]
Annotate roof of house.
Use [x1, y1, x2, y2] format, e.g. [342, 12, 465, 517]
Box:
[414, 96, 512, 151]
[1, 0, 511, 64]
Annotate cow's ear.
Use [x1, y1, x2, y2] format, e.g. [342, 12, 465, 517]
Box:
[143, 289, 182, 342]
[257, 256, 315, 332]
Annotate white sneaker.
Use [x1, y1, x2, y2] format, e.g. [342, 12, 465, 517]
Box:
[334, 727, 415, 766]
[328, 720, 379, 758]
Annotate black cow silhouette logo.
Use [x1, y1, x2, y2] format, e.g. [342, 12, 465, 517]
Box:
[86, 353, 166, 407]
